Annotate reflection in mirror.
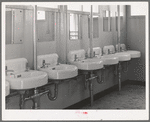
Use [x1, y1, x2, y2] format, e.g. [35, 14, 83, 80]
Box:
[88, 15, 99, 38]
[6, 8, 24, 44]
[69, 13, 81, 40]
[103, 10, 112, 32]
[37, 11, 55, 42]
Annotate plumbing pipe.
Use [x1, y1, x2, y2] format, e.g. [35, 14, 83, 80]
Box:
[114, 64, 118, 76]
[118, 62, 122, 91]
[117, 5, 121, 52]
[19, 88, 49, 109]
[89, 71, 94, 106]
[97, 68, 105, 84]
[11, 10, 14, 44]
[33, 5, 37, 70]
[123, 61, 129, 72]
[89, 80, 93, 106]
[47, 83, 58, 101]
[84, 74, 88, 89]
[89, 5, 93, 58]
[19, 90, 26, 109]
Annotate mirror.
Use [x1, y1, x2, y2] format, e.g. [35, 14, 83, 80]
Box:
[6, 8, 24, 44]
[103, 10, 112, 32]
[37, 11, 55, 42]
[88, 15, 99, 38]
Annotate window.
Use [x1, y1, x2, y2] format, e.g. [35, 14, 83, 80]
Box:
[131, 4, 147, 16]
[69, 13, 80, 40]
[37, 11, 45, 20]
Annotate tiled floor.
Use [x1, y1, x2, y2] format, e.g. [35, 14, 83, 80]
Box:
[82, 84, 145, 109]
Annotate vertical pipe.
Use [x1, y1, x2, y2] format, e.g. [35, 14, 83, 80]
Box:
[11, 10, 14, 44]
[108, 11, 111, 31]
[54, 12, 56, 42]
[117, 5, 120, 52]
[90, 5, 93, 58]
[118, 62, 121, 91]
[65, 5, 68, 64]
[33, 5, 37, 70]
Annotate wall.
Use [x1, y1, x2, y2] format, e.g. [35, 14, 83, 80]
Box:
[6, 5, 129, 109]
[127, 16, 145, 81]
[6, 9, 34, 69]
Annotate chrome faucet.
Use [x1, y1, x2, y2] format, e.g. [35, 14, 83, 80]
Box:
[74, 54, 77, 61]
[41, 60, 50, 68]
[93, 51, 95, 57]
[5, 66, 14, 75]
[108, 49, 110, 54]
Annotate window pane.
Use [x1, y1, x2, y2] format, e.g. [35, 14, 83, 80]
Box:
[70, 14, 79, 40]
[131, 4, 147, 16]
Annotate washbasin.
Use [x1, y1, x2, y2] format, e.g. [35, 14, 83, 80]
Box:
[103, 45, 131, 62]
[6, 58, 48, 90]
[37, 53, 78, 80]
[6, 70, 48, 90]
[88, 47, 119, 65]
[116, 44, 141, 58]
[101, 54, 119, 65]
[39, 64, 78, 80]
[70, 58, 103, 71]
[5, 81, 10, 96]
[115, 52, 131, 61]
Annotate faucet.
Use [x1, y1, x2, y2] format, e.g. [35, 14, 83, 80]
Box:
[41, 60, 50, 68]
[108, 49, 110, 55]
[5, 66, 14, 75]
[93, 51, 95, 57]
[74, 54, 77, 61]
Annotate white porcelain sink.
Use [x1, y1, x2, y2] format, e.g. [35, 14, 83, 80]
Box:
[6, 70, 48, 90]
[101, 54, 119, 65]
[115, 52, 131, 61]
[37, 53, 78, 80]
[68, 49, 103, 70]
[6, 58, 48, 90]
[5, 81, 10, 96]
[88, 47, 119, 65]
[116, 44, 141, 58]
[70, 58, 103, 70]
[39, 64, 78, 80]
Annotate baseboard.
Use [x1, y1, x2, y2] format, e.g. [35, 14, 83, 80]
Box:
[65, 80, 145, 109]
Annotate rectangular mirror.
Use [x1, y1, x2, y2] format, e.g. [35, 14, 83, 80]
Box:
[103, 10, 112, 32]
[37, 11, 55, 42]
[88, 15, 99, 38]
[6, 8, 24, 44]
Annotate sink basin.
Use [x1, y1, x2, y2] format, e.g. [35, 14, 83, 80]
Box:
[101, 54, 119, 65]
[116, 44, 141, 58]
[115, 52, 131, 61]
[5, 81, 10, 96]
[6, 70, 48, 90]
[119, 50, 141, 58]
[39, 64, 78, 80]
[68, 49, 103, 70]
[70, 58, 103, 70]
[37, 53, 78, 80]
